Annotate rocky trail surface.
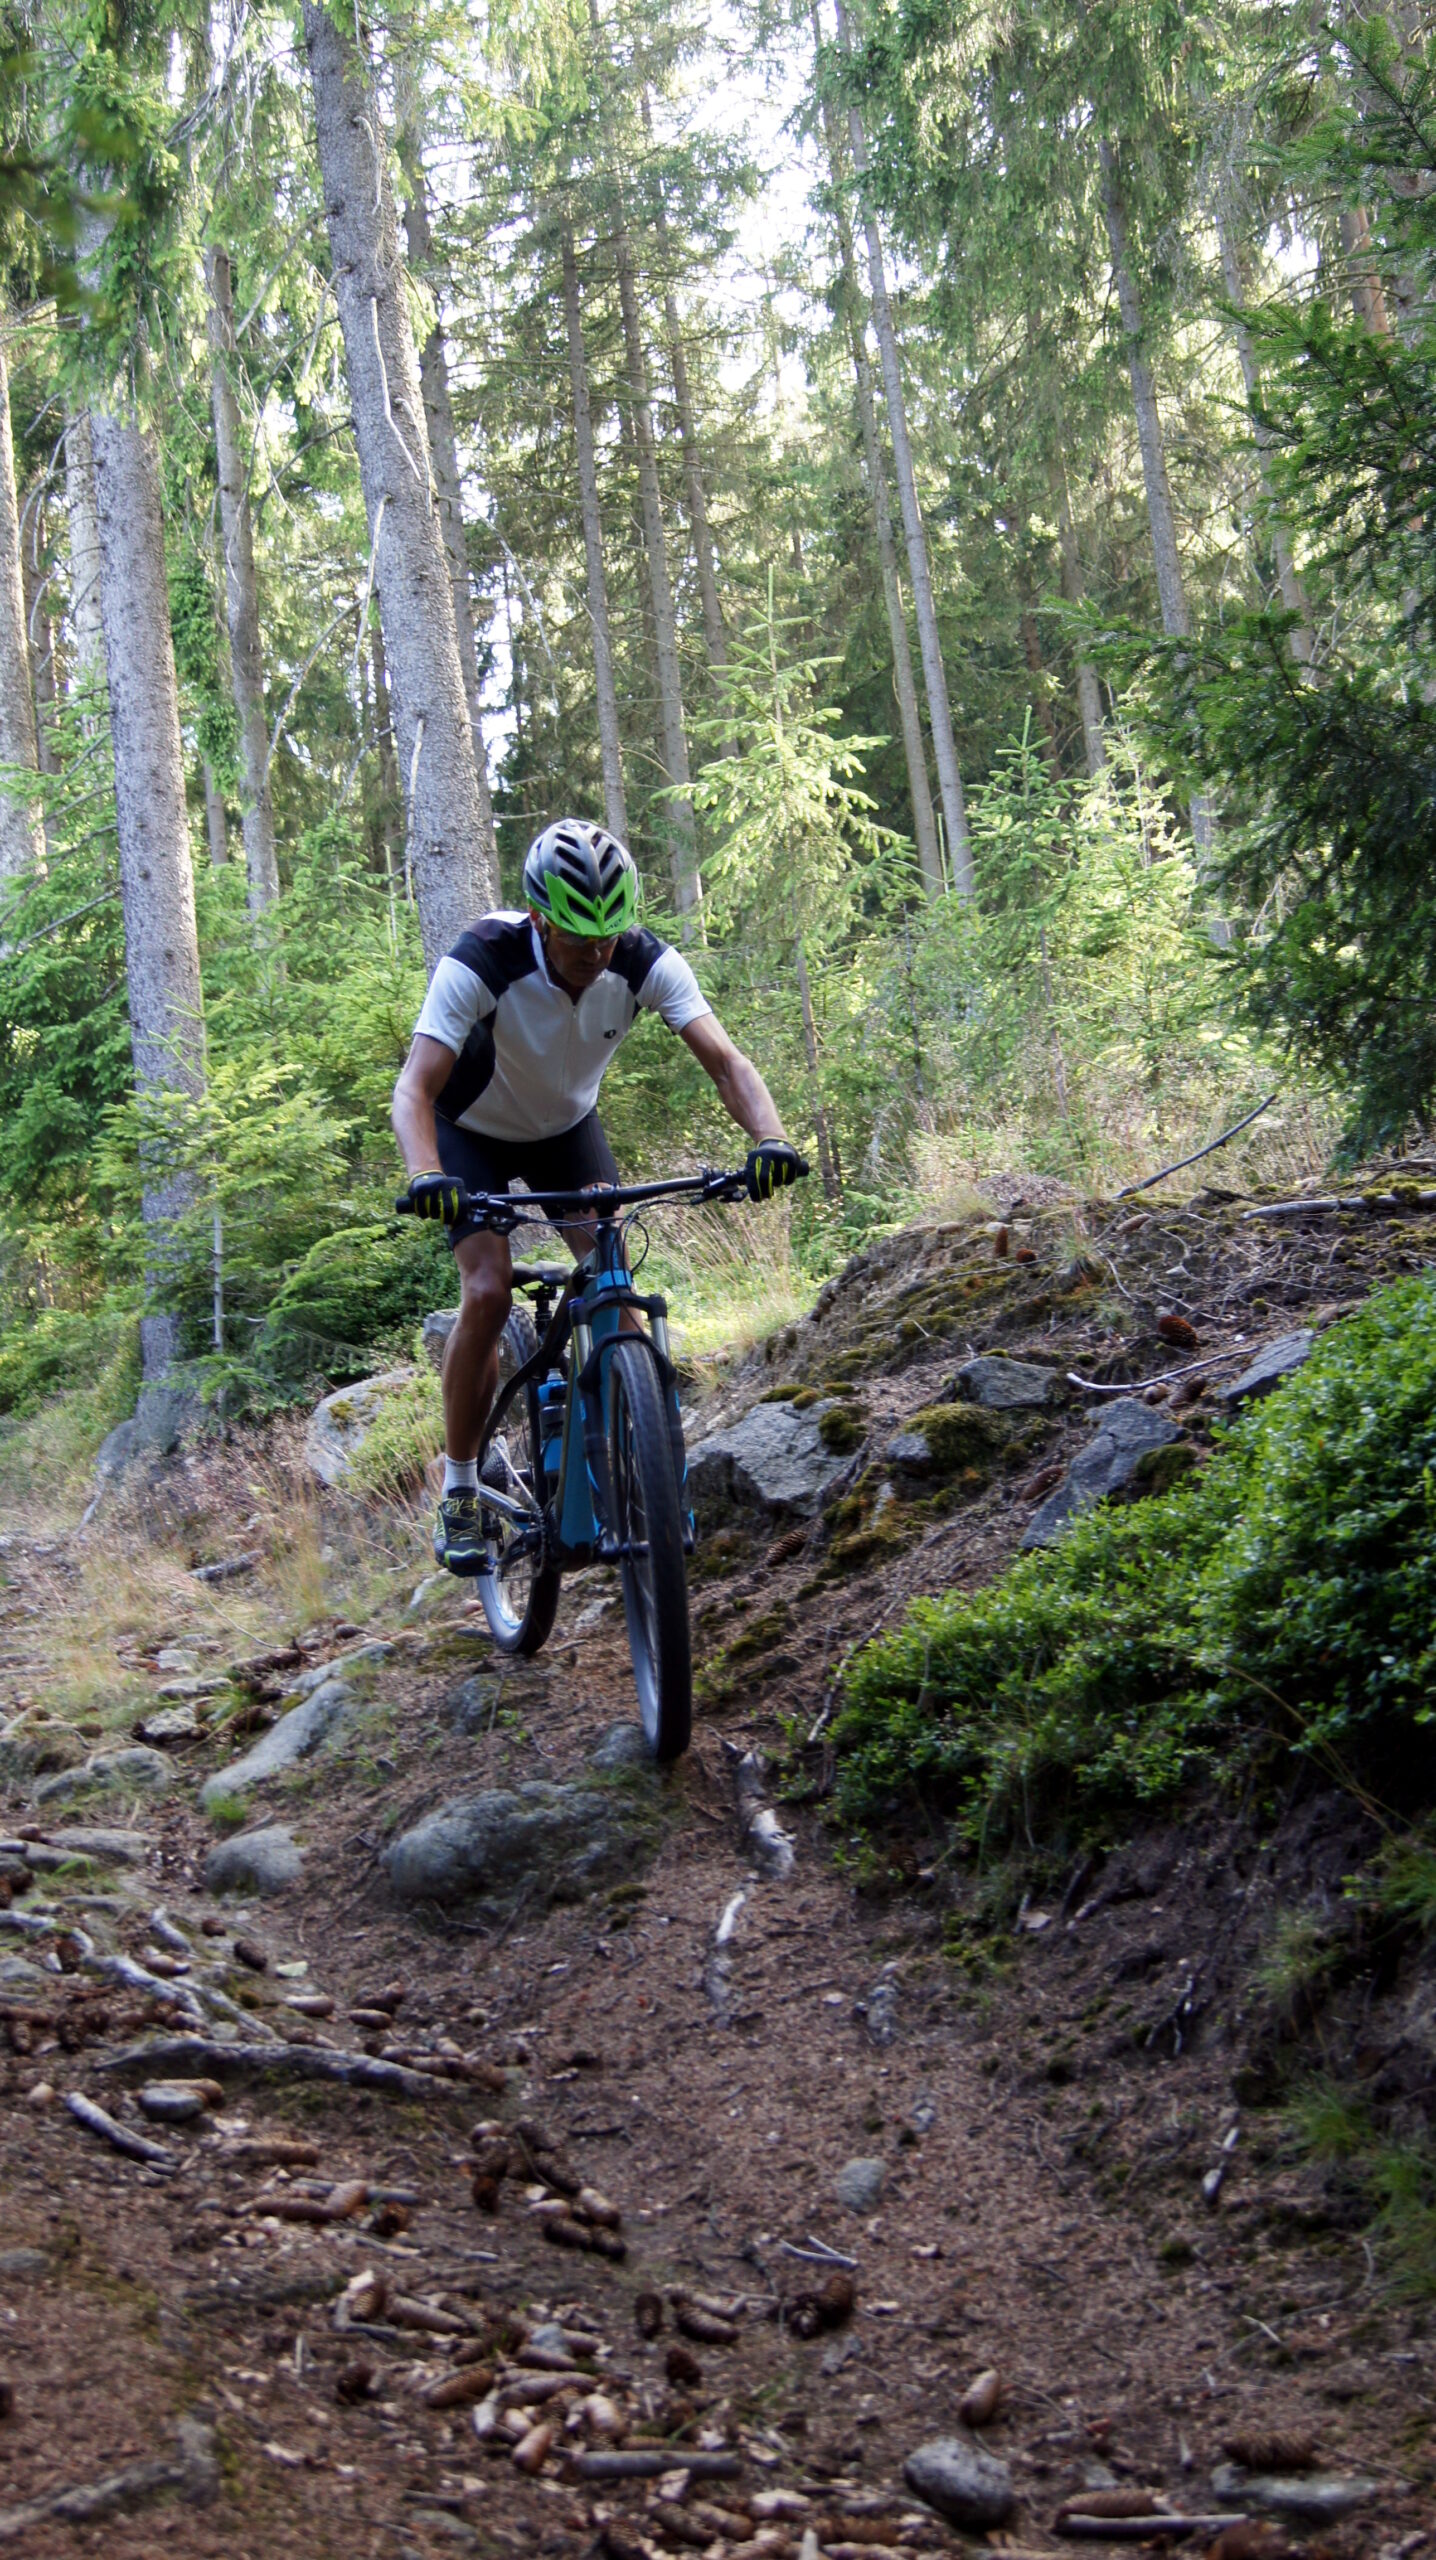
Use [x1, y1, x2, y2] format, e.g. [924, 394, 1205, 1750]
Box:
[1, 1178, 1434, 2559]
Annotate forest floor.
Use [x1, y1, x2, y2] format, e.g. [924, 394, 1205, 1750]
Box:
[2, 1168, 1435, 2560]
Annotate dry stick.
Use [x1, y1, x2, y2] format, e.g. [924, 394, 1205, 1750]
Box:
[1054, 2520, 1244, 2542]
[565, 2450, 742, 2483]
[263, 600, 353, 786]
[64, 2089, 177, 2170]
[1244, 1187, 1436, 1221]
[96, 2035, 453, 2101]
[1112, 1092, 1281, 1200]
[1066, 1342, 1254, 1399]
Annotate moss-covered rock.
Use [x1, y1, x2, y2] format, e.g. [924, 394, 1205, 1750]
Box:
[906, 1402, 1010, 1473]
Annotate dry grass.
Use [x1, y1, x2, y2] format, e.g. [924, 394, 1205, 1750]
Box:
[641, 1195, 811, 1362]
[906, 1086, 1341, 1214]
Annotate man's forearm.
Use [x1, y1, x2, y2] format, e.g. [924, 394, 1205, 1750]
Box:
[712, 1050, 786, 1143]
[392, 1076, 443, 1178]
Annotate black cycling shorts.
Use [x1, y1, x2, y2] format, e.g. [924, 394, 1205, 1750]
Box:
[435, 1111, 619, 1251]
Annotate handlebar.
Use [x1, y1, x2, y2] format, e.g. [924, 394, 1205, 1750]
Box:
[395, 1160, 807, 1231]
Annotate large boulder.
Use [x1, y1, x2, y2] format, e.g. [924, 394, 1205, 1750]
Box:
[305, 1369, 419, 1489]
[94, 1381, 199, 1485]
[385, 1778, 655, 1910]
[686, 1398, 854, 1528]
[951, 1354, 1060, 1410]
[199, 1679, 356, 1811]
[1021, 1397, 1181, 1549]
[204, 1825, 305, 1896]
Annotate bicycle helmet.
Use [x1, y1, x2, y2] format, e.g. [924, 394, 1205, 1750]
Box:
[523, 819, 638, 937]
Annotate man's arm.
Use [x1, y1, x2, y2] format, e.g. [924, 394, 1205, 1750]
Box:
[680, 1014, 789, 1143]
[393, 1035, 460, 1178]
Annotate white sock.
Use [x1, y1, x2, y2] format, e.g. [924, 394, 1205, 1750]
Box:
[444, 1456, 479, 1494]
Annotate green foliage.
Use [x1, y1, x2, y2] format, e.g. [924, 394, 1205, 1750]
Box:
[0, 1296, 139, 1417]
[342, 1367, 445, 1502]
[257, 1222, 453, 1387]
[834, 1277, 1436, 1847]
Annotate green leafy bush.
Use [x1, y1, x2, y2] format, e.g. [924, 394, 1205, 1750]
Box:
[834, 1277, 1436, 1847]
[257, 1221, 453, 1385]
[0, 1299, 140, 1417]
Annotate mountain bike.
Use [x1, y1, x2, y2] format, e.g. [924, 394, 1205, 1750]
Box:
[397, 1166, 803, 1765]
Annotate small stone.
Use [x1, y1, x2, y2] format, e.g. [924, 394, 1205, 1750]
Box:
[199, 1682, 355, 1811]
[0, 2249, 48, 2278]
[904, 2438, 1014, 2529]
[204, 1826, 305, 1897]
[34, 1744, 173, 1805]
[951, 1355, 1058, 1410]
[587, 1722, 656, 1776]
[138, 2083, 210, 2123]
[155, 1647, 199, 1675]
[834, 2157, 886, 2213]
[1219, 1332, 1314, 1406]
[0, 1955, 46, 1989]
[443, 1675, 501, 1735]
[135, 1703, 204, 1745]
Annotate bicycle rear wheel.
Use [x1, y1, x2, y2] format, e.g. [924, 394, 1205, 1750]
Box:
[476, 1308, 562, 1656]
[606, 1336, 691, 1764]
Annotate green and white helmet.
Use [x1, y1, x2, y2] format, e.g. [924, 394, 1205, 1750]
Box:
[523, 819, 638, 937]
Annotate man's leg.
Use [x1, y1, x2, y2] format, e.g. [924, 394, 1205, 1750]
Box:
[442, 1228, 514, 1461]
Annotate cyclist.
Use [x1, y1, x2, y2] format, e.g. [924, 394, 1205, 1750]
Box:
[392, 819, 804, 1574]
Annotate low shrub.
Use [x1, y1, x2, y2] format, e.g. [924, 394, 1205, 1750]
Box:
[834, 1276, 1436, 1848]
[257, 1220, 452, 1385]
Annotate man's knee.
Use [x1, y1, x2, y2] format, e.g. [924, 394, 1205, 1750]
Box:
[457, 1256, 512, 1338]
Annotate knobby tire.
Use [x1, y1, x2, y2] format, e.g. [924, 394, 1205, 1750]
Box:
[476, 1307, 562, 1657]
[607, 1335, 691, 1764]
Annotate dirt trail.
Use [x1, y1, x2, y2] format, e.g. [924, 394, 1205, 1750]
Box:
[2, 1183, 1433, 2557]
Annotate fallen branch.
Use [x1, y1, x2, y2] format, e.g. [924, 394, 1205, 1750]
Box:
[0, 2418, 216, 2540]
[1066, 1343, 1251, 1398]
[564, 2449, 742, 2483]
[97, 2033, 452, 2101]
[1054, 2519, 1243, 2541]
[192, 1549, 262, 1584]
[1112, 1092, 1280, 1200]
[64, 2088, 177, 2170]
[1243, 1187, 1436, 1222]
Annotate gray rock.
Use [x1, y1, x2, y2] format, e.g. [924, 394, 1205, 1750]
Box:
[199, 1679, 355, 1811]
[442, 1674, 501, 1735]
[686, 1399, 851, 1528]
[135, 1703, 204, 1744]
[0, 1724, 82, 1786]
[834, 2156, 887, 2212]
[588, 1721, 658, 1776]
[1210, 2466, 1377, 2522]
[904, 2440, 1015, 2530]
[422, 1309, 459, 1373]
[34, 1745, 173, 1805]
[1021, 1397, 1181, 1549]
[1219, 1330, 1314, 1406]
[291, 1641, 393, 1696]
[0, 2248, 48, 2279]
[95, 1381, 198, 1483]
[525, 2322, 572, 2360]
[953, 1354, 1059, 1410]
[305, 1368, 419, 1489]
[204, 1825, 305, 1896]
[385, 1780, 652, 1909]
[883, 1431, 934, 1477]
[863, 1969, 900, 2048]
[155, 1645, 198, 1674]
[138, 2083, 210, 2123]
[0, 1954, 47, 1990]
[40, 1827, 152, 1865]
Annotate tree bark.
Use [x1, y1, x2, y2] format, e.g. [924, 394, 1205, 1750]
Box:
[640, 94, 728, 688]
[0, 333, 46, 880]
[810, 19, 941, 894]
[1096, 135, 1219, 886]
[559, 219, 629, 842]
[1214, 196, 1314, 668]
[205, 246, 281, 914]
[395, 99, 499, 870]
[90, 413, 207, 1384]
[1337, 203, 1392, 336]
[610, 203, 702, 918]
[370, 613, 403, 862]
[202, 760, 230, 866]
[835, 0, 971, 896]
[1018, 591, 1064, 782]
[19, 489, 59, 777]
[793, 931, 842, 1205]
[302, 0, 496, 963]
[65, 414, 107, 705]
[1046, 443, 1106, 775]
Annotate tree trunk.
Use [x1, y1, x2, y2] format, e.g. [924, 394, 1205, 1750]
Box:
[1337, 203, 1392, 336]
[559, 218, 629, 842]
[90, 413, 207, 1384]
[610, 205, 702, 918]
[370, 614, 403, 862]
[0, 334, 46, 880]
[1046, 444, 1106, 775]
[810, 17, 941, 894]
[395, 99, 499, 869]
[202, 759, 230, 866]
[205, 246, 281, 915]
[19, 490, 59, 778]
[1096, 135, 1218, 888]
[1018, 591, 1064, 782]
[835, 0, 971, 896]
[640, 92, 728, 688]
[1214, 197, 1315, 669]
[65, 414, 107, 705]
[302, 0, 496, 963]
[793, 931, 842, 1205]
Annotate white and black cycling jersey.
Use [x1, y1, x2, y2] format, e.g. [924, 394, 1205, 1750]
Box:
[412, 911, 712, 1143]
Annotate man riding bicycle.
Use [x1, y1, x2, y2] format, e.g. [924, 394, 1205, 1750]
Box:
[392, 819, 803, 1575]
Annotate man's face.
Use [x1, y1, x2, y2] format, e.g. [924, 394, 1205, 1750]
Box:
[534, 912, 617, 990]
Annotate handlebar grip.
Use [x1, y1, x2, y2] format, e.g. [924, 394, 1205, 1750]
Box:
[394, 1194, 415, 1215]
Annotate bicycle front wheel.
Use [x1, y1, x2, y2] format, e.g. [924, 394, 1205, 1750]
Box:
[606, 1336, 691, 1764]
